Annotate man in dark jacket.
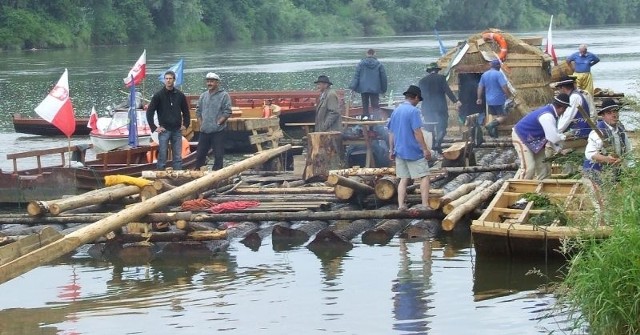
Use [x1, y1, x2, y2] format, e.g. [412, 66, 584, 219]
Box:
[146, 70, 190, 170]
[349, 49, 388, 119]
[418, 62, 459, 152]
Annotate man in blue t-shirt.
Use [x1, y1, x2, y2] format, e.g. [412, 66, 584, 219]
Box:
[387, 85, 432, 210]
[477, 59, 511, 138]
[566, 44, 600, 97]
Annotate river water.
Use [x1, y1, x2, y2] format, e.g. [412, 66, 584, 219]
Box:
[0, 26, 638, 334]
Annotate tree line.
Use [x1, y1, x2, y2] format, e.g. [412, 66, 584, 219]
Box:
[1, 0, 639, 50]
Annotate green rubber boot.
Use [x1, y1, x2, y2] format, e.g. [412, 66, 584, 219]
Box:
[485, 120, 500, 138]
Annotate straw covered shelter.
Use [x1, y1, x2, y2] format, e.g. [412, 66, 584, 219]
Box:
[437, 28, 556, 127]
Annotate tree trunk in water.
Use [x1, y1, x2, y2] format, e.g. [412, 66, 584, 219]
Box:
[272, 220, 329, 250]
[303, 131, 344, 182]
[361, 218, 410, 245]
[240, 221, 290, 251]
[0, 145, 291, 284]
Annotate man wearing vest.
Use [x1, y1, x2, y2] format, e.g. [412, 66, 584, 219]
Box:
[512, 93, 571, 180]
[583, 99, 633, 185]
[554, 75, 594, 138]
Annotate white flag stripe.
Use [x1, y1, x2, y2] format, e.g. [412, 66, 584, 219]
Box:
[35, 69, 69, 122]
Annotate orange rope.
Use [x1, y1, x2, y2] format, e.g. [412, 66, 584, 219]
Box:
[181, 198, 217, 211]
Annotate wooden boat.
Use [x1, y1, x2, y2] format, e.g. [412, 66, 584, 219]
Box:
[0, 143, 197, 203]
[90, 109, 153, 153]
[12, 113, 91, 136]
[471, 177, 609, 259]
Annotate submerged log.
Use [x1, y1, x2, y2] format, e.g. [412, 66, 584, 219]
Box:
[303, 131, 344, 182]
[441, 179, 505, 231]
[272, 220, 329, 250]
[361, 218, 410, 245]
[101, 230, 227, 243]
[224, 221, 259, 240]
[240, 221, 290, 251]
[399, 219, 442, 240]
[0, 145, 291, 284]
[307, 219, 375, 256]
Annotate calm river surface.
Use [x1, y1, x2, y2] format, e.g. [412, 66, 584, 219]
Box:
[0, 26, 638, 334]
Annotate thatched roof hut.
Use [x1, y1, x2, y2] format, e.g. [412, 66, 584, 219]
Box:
[438, 28, 556, 127]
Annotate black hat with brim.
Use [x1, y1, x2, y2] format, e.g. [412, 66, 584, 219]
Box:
[314, 75, 332, 85]
[598, 98, 620, 115]
[554, 75, 577, 87]
[403, 85, 423, 101]
[553, 93, 571, 107]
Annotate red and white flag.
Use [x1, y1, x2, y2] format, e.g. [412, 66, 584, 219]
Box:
[123, 49, 146, 87]
[545, 15, 558, 66]
[87, 106, 98, 130]
[34, 69, 76, 138]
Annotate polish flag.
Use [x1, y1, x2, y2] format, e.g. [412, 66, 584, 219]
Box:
[34, 69, 76, 138]
[123, 49, 146, 87]
[545, 15, 558, 66]
[87, 106, 98, 130]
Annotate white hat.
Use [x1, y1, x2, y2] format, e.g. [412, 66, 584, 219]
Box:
[205, 72, 220, 80]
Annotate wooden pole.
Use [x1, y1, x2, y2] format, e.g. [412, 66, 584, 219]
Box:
[48, 185, 142, 216]
[230, 186, 334, 194]
[0, 145, 291, 284]
[443, 180, 492, 214]
[436, 181, 481, 209]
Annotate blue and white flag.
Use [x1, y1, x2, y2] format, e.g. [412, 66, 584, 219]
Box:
[434, 29, 446, 56]
[158, 58, 184, 87]
[127, 75, 138, 148]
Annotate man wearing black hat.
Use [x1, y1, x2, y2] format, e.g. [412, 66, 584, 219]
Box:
[554, 75, 595, 138]
[314, 75, 342, 132]
[387, 85, 432, 210]
[583, 99, 633, 184]
[418, 62, 459, 153]
[512, 93, 572, 179]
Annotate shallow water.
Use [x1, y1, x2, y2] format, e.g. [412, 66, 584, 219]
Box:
[1, 25, 638, 334]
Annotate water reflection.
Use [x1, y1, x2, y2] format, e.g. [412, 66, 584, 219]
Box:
[392, 239, 433, 334]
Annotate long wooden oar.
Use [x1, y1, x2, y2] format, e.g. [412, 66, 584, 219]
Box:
[0, 145, 291, 285]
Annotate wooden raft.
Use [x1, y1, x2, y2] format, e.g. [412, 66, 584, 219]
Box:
[471, 178, 608, 258]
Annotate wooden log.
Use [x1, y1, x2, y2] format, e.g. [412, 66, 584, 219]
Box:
[0, 145, 290, 284]
[374, 176, 399, 201]
[441, 173, 476, 193]
[442, 179, 505, 231]
[224, 221, 259, 240]
[282, 179, 306, 188]
[229, 186, 334, 194]
[140, 185, 159, 201]
[99, 230, 227, 243]
[328, 175, 374, 200]
[272, 220, 328, 250]
[329, 166, 395, 176]
[442, 141, 469, 160]
[436, 164, 518, 175]
[141, 170, 209, 179]
[240, 221, 290, 251]
[307, 219, 375, 256]
[303, 131, 344, 182]
[400, 218, 442, 240]
[175, 221, 218, 232]
[443, 180, 492, 214]
[47, 184, 141, 216]
[26, 184, 134, 216]
[436, 181, 482, 209]
[0, 226, 62, 266]
[361, 218, 410, 245]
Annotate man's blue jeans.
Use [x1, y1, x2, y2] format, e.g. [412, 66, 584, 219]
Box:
[157, 129, 183, 170]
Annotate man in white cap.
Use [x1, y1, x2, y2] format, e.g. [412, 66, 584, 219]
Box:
[146, 70, 191, 170]
[195, 72, 232, 170]
[512, 93, 571, 180]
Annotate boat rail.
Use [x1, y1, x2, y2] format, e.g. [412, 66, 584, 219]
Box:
[6, 145, 91, 174]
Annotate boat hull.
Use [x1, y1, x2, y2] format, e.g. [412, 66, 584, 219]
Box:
[12, 113, 91, 136]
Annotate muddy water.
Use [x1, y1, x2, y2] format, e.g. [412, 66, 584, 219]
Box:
[1, 25, 637, 334]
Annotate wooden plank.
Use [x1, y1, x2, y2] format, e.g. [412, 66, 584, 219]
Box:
[244, 117, 280, 131]
[0, 227, 62, 266]
[503, 53, 543, 60]
[249, 129, 284, 145]
[6, 145, 82, 160]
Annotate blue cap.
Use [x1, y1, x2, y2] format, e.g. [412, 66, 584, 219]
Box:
[490, 59, 501, 67]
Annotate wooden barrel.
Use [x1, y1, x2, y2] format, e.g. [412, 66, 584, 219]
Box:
[550, 62, 573, 82]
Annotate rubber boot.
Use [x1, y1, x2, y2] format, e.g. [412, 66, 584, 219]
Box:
[485, 120, 500, 138]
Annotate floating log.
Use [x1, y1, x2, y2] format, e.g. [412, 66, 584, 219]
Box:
[26, 184, 139, 216]
[0, 226, 62, 266]
[400, 219, 442, 240]
[307, 219, 375, 256]
[443, 180, 492, 215]
[272, 220, 329, 250]
[434, 181, 482, 209]
[442, 179, 505, 231]
[241, 221, 290, 251]
[175, 221, 218, 232]
[224, 221, 259, 239]
[0, 145, 290, 284]
[303, 131, 344, 182]
[101, 230, 227, 243]
[361, 218, 410, 245]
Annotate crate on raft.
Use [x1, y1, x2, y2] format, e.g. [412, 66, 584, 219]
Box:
[243, 117, 301, 171]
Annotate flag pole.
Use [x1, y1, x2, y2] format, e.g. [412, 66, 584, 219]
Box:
[67, 137, 72, 168]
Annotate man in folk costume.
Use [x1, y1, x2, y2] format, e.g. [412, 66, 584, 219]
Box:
[583, 99, 633, 184]
[512, 93, 571, 180]
[554, 75, 595, 138]
[314, 75, 342, 132]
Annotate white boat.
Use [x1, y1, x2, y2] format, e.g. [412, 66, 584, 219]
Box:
[90, 109, 152, 153]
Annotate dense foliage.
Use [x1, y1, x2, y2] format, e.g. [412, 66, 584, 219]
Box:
[1, 0, 640, 49]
